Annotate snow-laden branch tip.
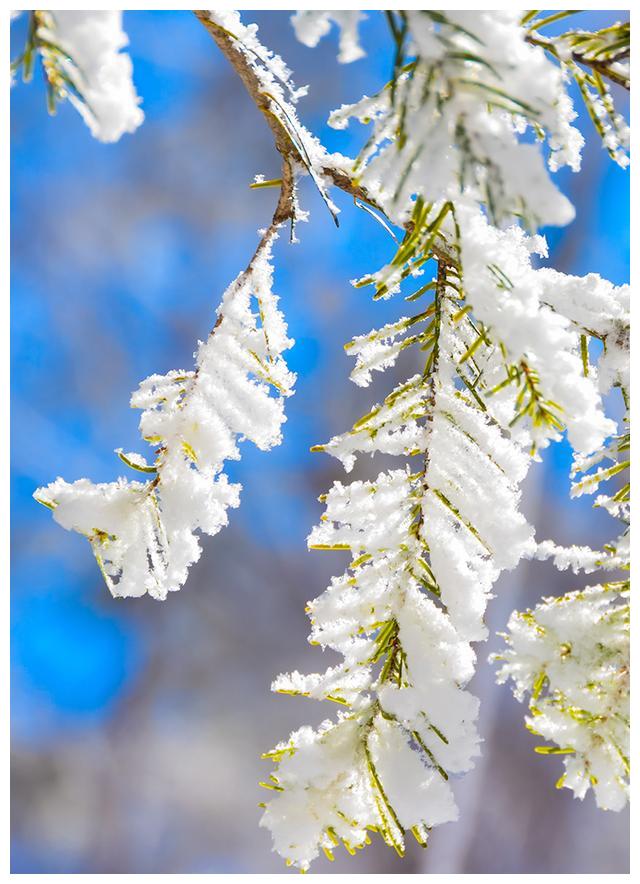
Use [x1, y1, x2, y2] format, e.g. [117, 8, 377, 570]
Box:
[35, 225, 296, 599]
[260, 269, 536, 868]
[494, 582, 629, 812]
[34, 11, 144, 142]
[494, 281, 629, 810]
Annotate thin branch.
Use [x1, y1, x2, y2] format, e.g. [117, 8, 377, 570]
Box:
[200, 155, 295, 351]
[194, 10, 458, 267]
[195, 11, 297, 158]
[571, 51, 629, 91]
[525, 32, 630, 91]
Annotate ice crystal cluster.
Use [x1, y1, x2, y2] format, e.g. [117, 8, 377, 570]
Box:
[17, 7, 629, 871]
[33, 11, 143, 142]
[36, 234, 295, 599]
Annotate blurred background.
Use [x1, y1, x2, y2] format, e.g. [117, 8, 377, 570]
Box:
[10, 9, 629, 875]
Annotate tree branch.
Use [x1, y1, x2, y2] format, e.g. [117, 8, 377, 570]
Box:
[205, 154, 295, 338]
[194, 10, 458, 266]
[526, 32, 630, 91]
[194, 10, 297, 158]
[572, 52, 629, 91]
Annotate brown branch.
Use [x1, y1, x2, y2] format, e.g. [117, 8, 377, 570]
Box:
[195, 11, 300, 159]
[571, 51, 630, 91]
[237, 156, 296, 272]
[194, 10, 458, 267]
[525, 33, 630, 91]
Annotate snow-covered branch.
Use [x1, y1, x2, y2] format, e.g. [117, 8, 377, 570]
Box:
[15, 7, 630, 868]
[35, 161, 297, 599]
[495, 580, 629, 811]
[494, 300, 629, 810]
[254, 9, 630, 869]
[12, 11, 143, 142]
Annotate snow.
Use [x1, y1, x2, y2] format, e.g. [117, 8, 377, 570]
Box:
[291, 11, 366, 64]
[35, 232, 295, 600]
[262, 290, 539, 866]
[325, 10, 584, 228]
[494, 584, 629, 812]
[29, 7, 629, 863]
[38, 12, 143, 142]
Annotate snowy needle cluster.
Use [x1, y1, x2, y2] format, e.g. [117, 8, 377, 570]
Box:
[11, 11, 143, 141]
[256, 9, 630, 870]
[35, 234, 295, 599]
[14, 8, 629, 871]
[494, 286, 629, 812]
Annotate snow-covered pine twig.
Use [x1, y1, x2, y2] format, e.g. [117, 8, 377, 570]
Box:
[255, 10, 629, 869]
[260, 257, 542, 869]
[523, 12, 629, 165]
[494, 580, 629, 811]
[35, 162, 297, 599]
[324, 9, 585, 229]
[12, 11, 144, 142]
[494, 284, 629, 811]
[259, 206, 624, 866]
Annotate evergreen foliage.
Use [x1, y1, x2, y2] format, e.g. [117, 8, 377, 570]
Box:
[13, 8, 630, 871]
